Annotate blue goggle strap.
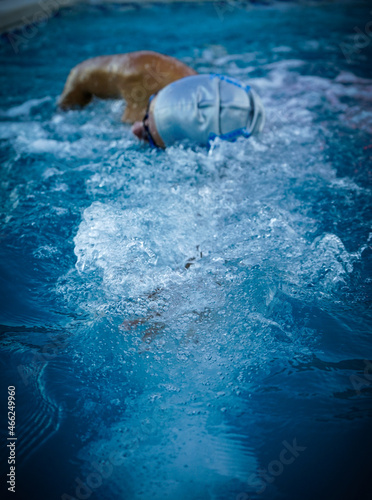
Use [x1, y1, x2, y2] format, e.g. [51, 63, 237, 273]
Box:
[208, 127, 251, 145]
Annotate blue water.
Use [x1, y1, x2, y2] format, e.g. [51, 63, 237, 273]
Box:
[1, 2, 372, 499]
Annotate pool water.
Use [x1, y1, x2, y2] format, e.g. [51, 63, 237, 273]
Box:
[1, 1, 372, 499]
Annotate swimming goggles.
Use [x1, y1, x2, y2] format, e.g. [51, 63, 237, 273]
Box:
[142, 94, 158, 148]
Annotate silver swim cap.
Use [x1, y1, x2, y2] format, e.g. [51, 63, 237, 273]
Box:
[153, 74, 265, 147]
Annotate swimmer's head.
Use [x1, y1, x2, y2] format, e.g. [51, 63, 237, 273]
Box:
[132, 74, 265, 148]
[154, 74, 265, 147]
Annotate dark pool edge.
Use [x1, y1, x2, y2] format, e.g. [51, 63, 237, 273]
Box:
[0, 0, 220, 35]
[0, 0, 75, 34]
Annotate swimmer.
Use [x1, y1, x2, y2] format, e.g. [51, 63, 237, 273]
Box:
[59, 50, 265, 148]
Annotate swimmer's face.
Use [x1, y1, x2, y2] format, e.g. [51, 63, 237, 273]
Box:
[131, 96, 165, 148]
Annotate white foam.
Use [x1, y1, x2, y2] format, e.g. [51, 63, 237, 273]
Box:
[0, 96, 52, 118]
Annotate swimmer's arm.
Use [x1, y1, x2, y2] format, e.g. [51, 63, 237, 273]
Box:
[58, 56, 124, 109]
[58, 51, 197, 123]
